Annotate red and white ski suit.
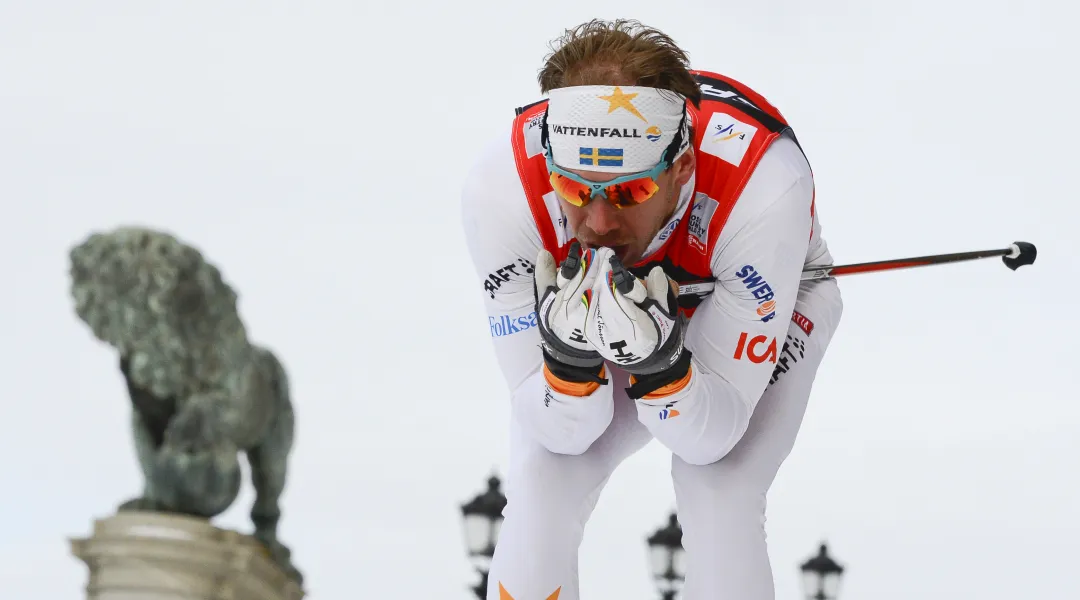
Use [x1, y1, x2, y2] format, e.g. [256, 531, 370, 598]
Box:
[461, 71, 844, 600]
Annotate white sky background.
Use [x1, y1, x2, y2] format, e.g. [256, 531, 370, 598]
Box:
[1, 1, 1077, 598]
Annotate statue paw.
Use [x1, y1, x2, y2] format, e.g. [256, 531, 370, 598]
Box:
[254, 532, 304, 587]
[117, 496, 165, 512]
[151, 448, 241, 518]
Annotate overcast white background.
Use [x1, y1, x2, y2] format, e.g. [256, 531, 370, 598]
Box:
[1, 1, 1077, 599]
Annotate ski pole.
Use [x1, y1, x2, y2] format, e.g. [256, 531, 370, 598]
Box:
[800, 241, 1037, 281]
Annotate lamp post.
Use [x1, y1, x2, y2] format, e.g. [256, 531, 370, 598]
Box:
[645, 511, 685, 600]
[461, 474, 507, 599]
[799, 542, 844, 600]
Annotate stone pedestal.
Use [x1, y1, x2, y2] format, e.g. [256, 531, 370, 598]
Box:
[69, 511, 304, 600]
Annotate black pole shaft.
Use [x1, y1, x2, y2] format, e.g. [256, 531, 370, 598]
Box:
[801, 241, 1036, 281]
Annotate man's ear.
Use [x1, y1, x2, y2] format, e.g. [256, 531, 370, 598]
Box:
[672, 147, 696, 187]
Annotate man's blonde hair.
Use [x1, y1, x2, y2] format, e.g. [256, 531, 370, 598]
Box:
[537, 19, 702, 107]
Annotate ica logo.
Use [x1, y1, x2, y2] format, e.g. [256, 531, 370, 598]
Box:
[733, 332, 778, 364]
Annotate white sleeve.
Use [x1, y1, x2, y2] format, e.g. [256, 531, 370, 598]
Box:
[633, 136, 814, 465]
[461, 128, 615, 455]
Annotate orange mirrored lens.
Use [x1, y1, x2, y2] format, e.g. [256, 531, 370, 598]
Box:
[549, 173, 592, 207]
[549, 173, 660, 209]
[605, 178, 660, 208]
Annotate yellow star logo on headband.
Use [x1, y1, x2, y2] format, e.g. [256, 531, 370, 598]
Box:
[499, 582, 562, 600]
[597, 86, 647, 122]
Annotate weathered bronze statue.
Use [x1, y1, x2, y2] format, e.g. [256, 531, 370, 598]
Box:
[68, 226, 302, 586]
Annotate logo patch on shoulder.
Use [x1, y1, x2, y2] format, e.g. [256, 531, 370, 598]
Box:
[699, 111, 757, 167]
[687, 192, 719, 254]
[734, 264, 776, 322]
[523, 112, 545, 158]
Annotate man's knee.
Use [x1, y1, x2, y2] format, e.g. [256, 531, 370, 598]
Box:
[672, 453, 767, 497]
[505, 447, 610, 518]
[671, 457, 771, 548]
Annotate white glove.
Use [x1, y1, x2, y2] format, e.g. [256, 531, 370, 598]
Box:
[533, 241, 606, 374]
[583, 248, 690, 391]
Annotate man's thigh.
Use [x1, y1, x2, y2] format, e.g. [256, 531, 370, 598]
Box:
[668, 279, 843, 599]
[491, 370, 654, 600]
[687, 277, 843, 488]
[741, 278, 841, 474]
[504, 367, 654, 499]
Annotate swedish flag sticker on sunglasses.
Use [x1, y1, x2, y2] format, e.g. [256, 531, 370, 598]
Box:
[579, 147, 624, 167]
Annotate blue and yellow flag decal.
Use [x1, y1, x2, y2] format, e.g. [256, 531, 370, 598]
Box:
[579, 147, 624, 167]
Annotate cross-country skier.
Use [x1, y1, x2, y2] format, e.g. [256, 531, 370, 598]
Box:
[461, 18, 843, 600]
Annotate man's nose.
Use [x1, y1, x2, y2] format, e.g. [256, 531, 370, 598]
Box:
[583, 198, 619, 236]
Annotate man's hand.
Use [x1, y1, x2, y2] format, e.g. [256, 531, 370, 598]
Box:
[583, 248, 691, 398]
[534, 241, 607, 384]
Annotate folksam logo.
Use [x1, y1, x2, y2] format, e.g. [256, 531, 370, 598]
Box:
[490, 312, 538, 337]
[735, 264, 776, 322]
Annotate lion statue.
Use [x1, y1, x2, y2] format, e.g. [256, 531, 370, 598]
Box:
[68, 226, 302, 586]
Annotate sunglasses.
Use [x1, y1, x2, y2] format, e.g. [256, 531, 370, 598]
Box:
[545, 146, 669, 209]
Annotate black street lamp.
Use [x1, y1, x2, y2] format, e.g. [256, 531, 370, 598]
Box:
[645, 511, 685, 600]
[461, 474, 507, 599]
[799, 542, 844, 600]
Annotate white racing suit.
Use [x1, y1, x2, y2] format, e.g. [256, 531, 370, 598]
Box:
[461, 81, 843, 600]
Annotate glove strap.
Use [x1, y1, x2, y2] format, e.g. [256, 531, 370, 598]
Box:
[542, 347, 608, 385]
[626, 348, 692, 400]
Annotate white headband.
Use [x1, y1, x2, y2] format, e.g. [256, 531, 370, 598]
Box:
[545, 85, 689, 174]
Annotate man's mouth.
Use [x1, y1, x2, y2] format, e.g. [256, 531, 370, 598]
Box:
[580, 241, 631, 263]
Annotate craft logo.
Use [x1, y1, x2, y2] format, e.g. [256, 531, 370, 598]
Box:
[733, 332, 778, 364]
[645, 125, 662, 141]
[579, 147, 623, 167]
[483, 258, 535, 299]
[768, 334, 808, 386]
[550, 124, 642, 138]
[699, 111, 757, 167]
[735, 264, 776, 322]
[490, 311, 538, 337]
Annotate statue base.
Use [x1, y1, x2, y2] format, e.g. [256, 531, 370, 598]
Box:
[69, 510, 304, 600]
